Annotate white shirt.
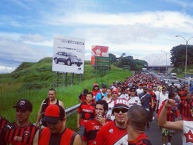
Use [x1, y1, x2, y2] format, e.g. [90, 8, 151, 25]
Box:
[157, 92, 168, 109]
[128, 96, 141, 108]
[119, 93, 129, 101]
[106, 100, 115, 121]
[153, 90, 160, 101]
[136, 88, 143, 96]
[182, 121, 193, 145]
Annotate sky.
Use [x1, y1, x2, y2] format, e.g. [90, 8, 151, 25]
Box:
[0, 0, 193, 73]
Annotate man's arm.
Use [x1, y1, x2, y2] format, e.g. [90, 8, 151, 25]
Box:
[33, 130, 39, 145]
[73, 134, 82, 145]
[158, 99, 183, 132]
[58, 100, 64, 108]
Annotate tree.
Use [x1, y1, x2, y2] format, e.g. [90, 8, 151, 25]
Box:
[109, 53, 117, 64]
[170, 45, 193, 67]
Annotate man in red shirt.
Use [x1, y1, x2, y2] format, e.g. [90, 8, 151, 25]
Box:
[82, 100, 109, 145]
[0, 99, 37, 145]
[179, 86, 188, 118]
[77, 92, 95, 137]
[127, 105, 152, 145]
[78, 89, 88, 103]
[33, 104, 81, 145]
[95, 98, 128, 145]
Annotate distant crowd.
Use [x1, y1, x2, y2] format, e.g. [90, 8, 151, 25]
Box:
[0, 72, 193, 145]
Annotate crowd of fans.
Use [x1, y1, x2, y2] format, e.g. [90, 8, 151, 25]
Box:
[0, 72, 193, 145]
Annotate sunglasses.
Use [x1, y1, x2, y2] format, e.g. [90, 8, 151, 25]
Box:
[162, 90, 166, 91]
[113, 108, 128, 113]
[130, 90, 135, 92]
[16, 108, 27, 113]
[112, 92, 117, 94]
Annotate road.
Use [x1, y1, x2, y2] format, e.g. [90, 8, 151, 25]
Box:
[145, 119, 182, 145]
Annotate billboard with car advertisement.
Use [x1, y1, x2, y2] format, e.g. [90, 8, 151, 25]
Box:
[91, 45, 109, 65]
[52, 35, 85, 74]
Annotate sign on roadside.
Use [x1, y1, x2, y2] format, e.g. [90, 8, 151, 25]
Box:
[52, 36, 85, 74]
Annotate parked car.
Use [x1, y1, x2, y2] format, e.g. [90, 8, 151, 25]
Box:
[53, 52, 82, 67]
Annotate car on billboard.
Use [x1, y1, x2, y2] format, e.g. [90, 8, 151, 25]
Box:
[53, 51, 82, 67]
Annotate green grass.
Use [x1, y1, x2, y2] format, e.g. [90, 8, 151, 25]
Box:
[0, 57, 131, 129]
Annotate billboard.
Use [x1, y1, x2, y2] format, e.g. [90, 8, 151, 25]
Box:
[52, 36, 85, 74]
[91, 45, 109, 65]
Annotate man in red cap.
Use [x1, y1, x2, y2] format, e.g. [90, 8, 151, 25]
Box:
[0, 99, 37, 145]
[33, 104, 82, 145]
[95, 98, 128, 145]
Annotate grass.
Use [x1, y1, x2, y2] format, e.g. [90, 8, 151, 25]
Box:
[0, 57, 131, 130]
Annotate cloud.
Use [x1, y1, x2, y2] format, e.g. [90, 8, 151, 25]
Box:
[20, 33, 49, 43]
[0, 66, 15, 74]
[165, 0, 193, 8]
[44, 11, 193, 30]
[0, 37, 51, 63]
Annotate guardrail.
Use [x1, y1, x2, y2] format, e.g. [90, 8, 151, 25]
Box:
[66, 103, 80, 117]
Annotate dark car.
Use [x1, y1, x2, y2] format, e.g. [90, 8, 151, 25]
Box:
[53, 52, 82, 67]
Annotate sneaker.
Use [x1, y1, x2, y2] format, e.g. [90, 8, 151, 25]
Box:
[167, 142, 171, 145]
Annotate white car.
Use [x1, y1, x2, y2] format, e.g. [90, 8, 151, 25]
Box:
[170, 73, 177, 79]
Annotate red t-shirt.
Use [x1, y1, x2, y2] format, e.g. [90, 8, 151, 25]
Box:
[157, 101, 179, 121]
[77, 102, 95, 126]
[181, 99, 193, 121]
[38, 127, 77, 145]
[128, 133, 152, 145]
[95, 121, 127, 145]
[82, 119, 109, 145]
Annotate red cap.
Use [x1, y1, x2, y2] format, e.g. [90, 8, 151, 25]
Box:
[112, 88, 118, 94]
[42, 105, 65, 124]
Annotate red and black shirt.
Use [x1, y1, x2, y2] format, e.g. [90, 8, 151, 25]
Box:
[0, 122, 37, 145]
[77, 102, 95, 127]
[0, 116, 9, 133]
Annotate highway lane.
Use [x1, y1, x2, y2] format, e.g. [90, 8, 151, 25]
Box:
[145, 119, 182, 145]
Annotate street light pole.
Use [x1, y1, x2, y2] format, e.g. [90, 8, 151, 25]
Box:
[176, 35, 193, 76]
[161, 50, 168, 75]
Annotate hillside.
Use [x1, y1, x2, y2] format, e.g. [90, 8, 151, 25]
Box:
[0, 57, 132, 126]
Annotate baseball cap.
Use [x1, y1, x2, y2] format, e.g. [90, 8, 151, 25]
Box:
[42, 104, 65, 124]
[112, 88, 118, 94]
[112, 99, 129, 113]
[83, 89, 88, 95]
[102, 84, 107, 88]
[13, 99, 32, 112]
[93, 83, 99, 87]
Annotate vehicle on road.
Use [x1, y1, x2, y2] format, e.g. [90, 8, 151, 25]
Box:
[53, 51, 83, 67]
[170, 73, 177, 79]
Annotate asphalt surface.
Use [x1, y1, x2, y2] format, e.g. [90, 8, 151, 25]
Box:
[145, 119, 182, 145]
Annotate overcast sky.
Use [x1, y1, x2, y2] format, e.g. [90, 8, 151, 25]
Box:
[0, 0, 193, 73]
